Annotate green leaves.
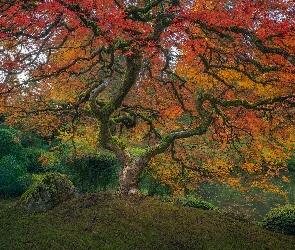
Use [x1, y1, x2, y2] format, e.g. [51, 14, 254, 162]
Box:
[0, 129, 22, 158]
[176, 196, 216, 210]
[0, 155, 29, 197]
[261, 205, 295, 235]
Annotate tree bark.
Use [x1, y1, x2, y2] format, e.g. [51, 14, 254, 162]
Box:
[119, 157, 146, 196]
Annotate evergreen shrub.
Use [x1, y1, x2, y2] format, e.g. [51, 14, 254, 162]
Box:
[261, 204, 295, 235]
[177, 196, 216, 210]
[20, 147, 47, 173]
[138, 170, 171, 196]
[0, 128, 22, 158]
[66, 152, 121, 192]
[0, 155, 31, 197]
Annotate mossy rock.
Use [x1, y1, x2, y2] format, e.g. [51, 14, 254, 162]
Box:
[20, 172, 75, 212]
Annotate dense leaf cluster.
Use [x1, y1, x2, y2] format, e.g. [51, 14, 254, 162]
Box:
[261, 204, 295, 235]
[0, 128, 46, 197]
[176, 195, 216, 210]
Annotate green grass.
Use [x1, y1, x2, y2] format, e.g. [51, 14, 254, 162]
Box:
[0, 192, 295, 250]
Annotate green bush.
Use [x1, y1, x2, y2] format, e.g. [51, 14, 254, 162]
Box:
[177, 196, 216, 210]
[261, 204, 295, 235]
[20, 147, 47, 173]
[0, 155, 31, 197]
[20, 131, 49, 149]
[66, 152, 122, 193]
[0, 128, 50, 197]
[0, 128, 22, 158]
[287, 155, 295, 171]
[138, 170, 171, 197]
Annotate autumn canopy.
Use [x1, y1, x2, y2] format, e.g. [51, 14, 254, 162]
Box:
[1, 0, 295, 195]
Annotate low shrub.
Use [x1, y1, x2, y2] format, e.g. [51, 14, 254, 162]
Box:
[66, 152, 121, 193]
[0, 127, 49, 197]
[0, 129, 22, 158]
[138, 170, 171, 196]
[176, 196, 216, 210]
[286, 155, 295, 171]
[261, 204, 295, 235]
[20, 147, 47, 173]
[0, 155, 31, 197]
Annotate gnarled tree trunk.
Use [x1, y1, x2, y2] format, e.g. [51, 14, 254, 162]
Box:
[119, 156, 147, 195]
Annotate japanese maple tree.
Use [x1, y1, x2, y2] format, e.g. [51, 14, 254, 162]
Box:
[1, 0, 295, 195]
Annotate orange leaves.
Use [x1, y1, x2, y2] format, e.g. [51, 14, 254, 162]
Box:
[205, 160, 234, 181]
[127, 78, 197, 138]
[237, 136, 291, 179]
[49, 38, 95, 73]
[241, 162, 262, 175]
[160, 104, 183, 119]
[6, 110, 62, 137]
[44, 74, 86, 103]
[227, 177, 244, 190]
[1, 0, 295, 196]
[177, 64, 215, 92]
[148, 153, 201, 195]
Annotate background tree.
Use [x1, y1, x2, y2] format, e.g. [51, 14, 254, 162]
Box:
[1, 0, 295, 195]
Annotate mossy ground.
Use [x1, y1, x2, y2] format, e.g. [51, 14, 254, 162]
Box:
[0, 192, 295, 250]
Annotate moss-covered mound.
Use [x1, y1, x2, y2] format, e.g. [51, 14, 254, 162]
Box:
[1, 192, 295, 249]
[20, 172, 75, 212]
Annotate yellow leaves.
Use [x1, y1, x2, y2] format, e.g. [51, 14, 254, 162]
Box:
[250, 130, 294, 169]
[129, 121, 148, 143]
[282, 175, 291, 183]
[177, 54, 294, 99]
[285, 129, 295, 151]
[217, 69, 284, 98]
[38, 152, 60, 168]
[241, 162, 262, 174]
[47, 80, 81, 103]
[56, 130, 73, 141]
[205, 160, 234, 182]
[227, 177, 243, 190]
[251, 180, 288, 200]
[148, 153, 201, 195]
[261, 147, 288, 166]
[208, 160, 232, 173]
[51, 39, 89, 69]
[240, 136, 290, 177]
[190, 73, 215, 92]
[54, 41, 82, 62]
[218, 69, 241, 83]
[237, 78, 286, 98]
[56, 125, 98, 157]
[8, 112, 61, 137]
[38, 72, 87, 105]
[176, 59, 215, 92]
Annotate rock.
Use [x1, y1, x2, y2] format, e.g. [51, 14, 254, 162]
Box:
[20, 172, 75, 212]
[74, 188, 84, 198]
